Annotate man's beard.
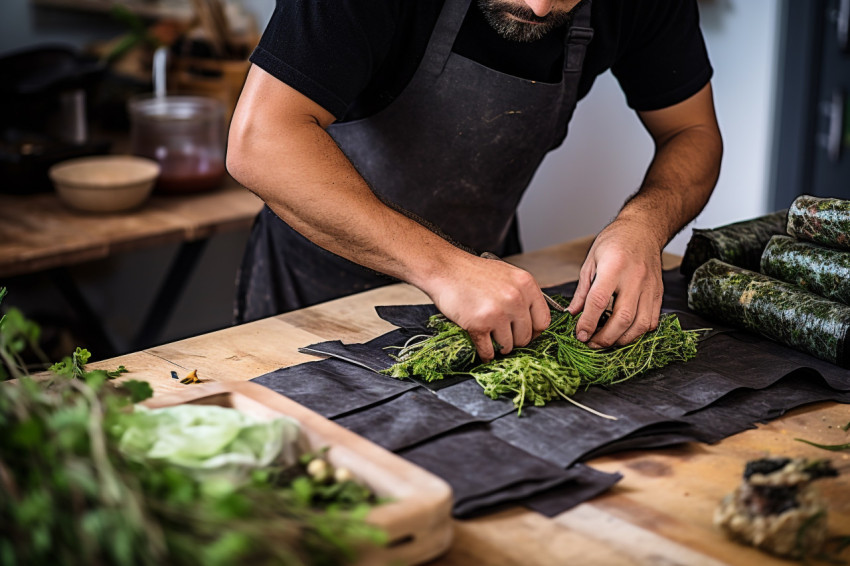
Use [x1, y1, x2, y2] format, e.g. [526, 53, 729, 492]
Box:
[477, 0, 575, 43]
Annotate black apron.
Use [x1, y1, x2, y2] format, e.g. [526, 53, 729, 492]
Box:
[235, 0, 594, 323]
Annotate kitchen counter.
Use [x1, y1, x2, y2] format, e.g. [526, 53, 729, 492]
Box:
[91, 236, 850, 565]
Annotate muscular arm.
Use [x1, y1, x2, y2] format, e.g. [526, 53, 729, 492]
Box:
[227, 65, 551, 360]
[567, 82, 723, 347]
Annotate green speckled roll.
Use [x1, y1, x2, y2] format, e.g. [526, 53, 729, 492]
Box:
[761, 235, 850, 306]
[680, 210, 788, 279]
[687, 259, 850, 367]
[786, 195, 850, 250]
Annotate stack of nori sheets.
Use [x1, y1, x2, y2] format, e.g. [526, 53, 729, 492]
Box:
[251, 269, 850, 519]
[686, 195, 850, 368]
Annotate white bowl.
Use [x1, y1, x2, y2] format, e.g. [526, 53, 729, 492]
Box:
[49, 155, 160, 213]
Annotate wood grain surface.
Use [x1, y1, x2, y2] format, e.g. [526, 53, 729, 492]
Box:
[0, 177, 263, 277]
[88, 236, 850, 566]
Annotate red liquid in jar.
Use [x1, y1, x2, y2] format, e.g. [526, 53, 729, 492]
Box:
[155, 153, 226, 193]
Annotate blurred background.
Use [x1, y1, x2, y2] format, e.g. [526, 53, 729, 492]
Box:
[0, 0, 847, 365]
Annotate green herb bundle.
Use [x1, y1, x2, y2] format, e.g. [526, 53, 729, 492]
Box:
[382, 300, 702, 417]
[383, 316, 476, 381]
[469, 350, 581, 416]
[544, 310, 699, 385]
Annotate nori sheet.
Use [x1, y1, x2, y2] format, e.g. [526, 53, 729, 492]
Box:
[760, 235, 850, 306]
[687, 259, 850, 367]
[680, 210, 788, 279]
[395, 426, 598, 518]
[251, 357, 418, 419]
[786, 195, 850, 250]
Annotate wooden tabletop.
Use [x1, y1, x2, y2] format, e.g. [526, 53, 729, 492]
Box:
[0, 177, 264, 278]
[90, 236, 850, 566]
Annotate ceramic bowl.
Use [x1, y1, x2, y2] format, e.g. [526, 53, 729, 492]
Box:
[49, 155, 160, 213]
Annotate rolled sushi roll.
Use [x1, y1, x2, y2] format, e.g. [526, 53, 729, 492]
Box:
[687, 259, 850, 367]
[680, 210, 788, 279]
[761, 235, 850, 306]
[786, 195, 850, 250]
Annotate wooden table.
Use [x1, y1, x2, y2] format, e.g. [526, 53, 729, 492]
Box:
[91, 236, 850, 566]
[0, 178, 264, 353]
[0, 177, 262, 277]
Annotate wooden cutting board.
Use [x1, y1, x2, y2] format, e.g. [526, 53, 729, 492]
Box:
[143, 381, 454, 565]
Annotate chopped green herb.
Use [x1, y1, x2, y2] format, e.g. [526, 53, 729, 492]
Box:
[383, 316, 475, 381]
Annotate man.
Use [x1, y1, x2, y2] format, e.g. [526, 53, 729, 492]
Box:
[227, 0, 722, 362]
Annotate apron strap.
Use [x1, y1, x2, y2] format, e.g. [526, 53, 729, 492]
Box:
[564, 0, 594, 74]
[420, 0, 474, 77]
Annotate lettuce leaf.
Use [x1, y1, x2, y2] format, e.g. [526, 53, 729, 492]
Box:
[117, 404, 300, 484]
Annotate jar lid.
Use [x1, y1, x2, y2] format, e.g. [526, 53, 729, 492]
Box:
[128, 95, 224, 120]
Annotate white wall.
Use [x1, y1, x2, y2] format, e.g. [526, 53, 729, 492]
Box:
[518, 0, 783, 255]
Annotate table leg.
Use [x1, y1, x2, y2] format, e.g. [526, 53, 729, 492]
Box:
[52, 267, 120, 357]
[130, 239, 209, 351]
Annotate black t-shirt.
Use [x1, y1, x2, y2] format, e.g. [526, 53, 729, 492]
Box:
[250, 0, 713, 122]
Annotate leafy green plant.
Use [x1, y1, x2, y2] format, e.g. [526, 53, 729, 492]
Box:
[0, 288, 385, 564]
[0, 287, 49, 381]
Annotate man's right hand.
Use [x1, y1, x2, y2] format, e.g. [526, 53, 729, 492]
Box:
[424, 255, 551, 362]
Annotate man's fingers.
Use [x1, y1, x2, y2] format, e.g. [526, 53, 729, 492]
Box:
[469, 328, 496, 362]
[491, 325, 515, 357]
[567, 263, 595, 315]
[611, 286, 663, 346]
[574, 276, 616, 343]
[600, 294, 650, 348]
[530, 295, 551, 339]
[510, 317, 533, 350]
[469, 300, 545, 362]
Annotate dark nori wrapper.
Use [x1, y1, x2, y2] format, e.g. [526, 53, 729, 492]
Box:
[687, 259, 850, 368]
[760, 235, 850, 306]
[786, 195, 850, 250]
[680, 210, 788, 279]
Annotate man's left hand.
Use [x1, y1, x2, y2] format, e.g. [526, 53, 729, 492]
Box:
[566, 219, 664, 348]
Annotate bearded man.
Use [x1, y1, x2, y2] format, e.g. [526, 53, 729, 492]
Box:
[226, 0, 723, 361]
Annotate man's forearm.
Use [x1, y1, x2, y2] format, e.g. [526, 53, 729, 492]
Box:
[227, 110, 467, 293]
[616, 120, 723, 250]
[567, 82, 722, 348]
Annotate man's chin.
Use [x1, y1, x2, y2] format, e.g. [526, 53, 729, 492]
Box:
[491, 20, 553, 42]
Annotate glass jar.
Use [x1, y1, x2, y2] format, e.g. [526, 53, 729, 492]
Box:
[128, 95, 226, 193]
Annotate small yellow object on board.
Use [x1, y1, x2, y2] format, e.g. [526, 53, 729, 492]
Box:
[180, 369, 202, 384]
